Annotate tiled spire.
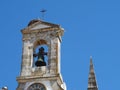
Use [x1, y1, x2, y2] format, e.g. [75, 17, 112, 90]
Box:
[87, 57, 98, 90]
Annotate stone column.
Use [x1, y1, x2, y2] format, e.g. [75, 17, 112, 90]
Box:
[56, 39, 61, 74]
[20, 40, 31, 76]
[49, 38, 58, 74]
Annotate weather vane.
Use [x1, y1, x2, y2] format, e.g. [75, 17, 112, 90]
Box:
[40, 9, 47, 20]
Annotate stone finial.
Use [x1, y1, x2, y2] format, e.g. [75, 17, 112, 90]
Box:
[87, 57, 98, 90]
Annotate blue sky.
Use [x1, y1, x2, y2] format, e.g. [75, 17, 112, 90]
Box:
[0, 0, 120, 90]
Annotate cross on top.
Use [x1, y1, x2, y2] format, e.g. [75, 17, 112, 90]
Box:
[40, 9, 47, 20]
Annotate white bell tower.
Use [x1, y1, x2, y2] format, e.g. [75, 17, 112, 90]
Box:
[16, 19, 66, 90]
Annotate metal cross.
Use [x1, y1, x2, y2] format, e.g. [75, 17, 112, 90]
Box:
[40, 9, 47, 20]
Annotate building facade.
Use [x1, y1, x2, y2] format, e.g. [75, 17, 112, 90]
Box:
[16, 19, 98, 90]
[16, 19, 66, 90]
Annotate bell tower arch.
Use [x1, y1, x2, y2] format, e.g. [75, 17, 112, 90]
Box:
[17, 19, 66, 90]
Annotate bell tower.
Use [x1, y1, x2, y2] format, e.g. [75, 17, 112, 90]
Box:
[16, 19, 66, 90]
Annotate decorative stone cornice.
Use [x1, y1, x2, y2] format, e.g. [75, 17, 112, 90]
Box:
[16, 73, 63, 83]
[21, 20, 64, 36]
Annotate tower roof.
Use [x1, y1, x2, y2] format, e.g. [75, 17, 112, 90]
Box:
[87, 57, 98, 90]
[21, 19, 64, 36]
[27, 19, 60, 27]
[28, 19, 40, 26]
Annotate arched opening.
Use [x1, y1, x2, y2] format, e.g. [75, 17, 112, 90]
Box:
[33, 39, 48, 67]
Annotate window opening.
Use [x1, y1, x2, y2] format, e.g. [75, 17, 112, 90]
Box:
[33, 45, 48, 67]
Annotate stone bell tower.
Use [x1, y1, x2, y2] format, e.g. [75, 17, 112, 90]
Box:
[16, 19, 66, 90]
